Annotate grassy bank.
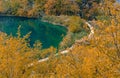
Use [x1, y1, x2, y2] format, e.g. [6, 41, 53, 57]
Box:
[41, 15, 89, 50]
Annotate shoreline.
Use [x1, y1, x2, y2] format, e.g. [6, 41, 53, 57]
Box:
[28, 21, 94, 67]
[41, 20, 68, 29]
[0, 14, 38, 19]
[0, 15, 66, 28]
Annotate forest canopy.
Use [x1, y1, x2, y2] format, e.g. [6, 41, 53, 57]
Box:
[0, 0, 104, 19]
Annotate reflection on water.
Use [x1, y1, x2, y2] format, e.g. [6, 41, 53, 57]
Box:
[0, 16, 67, 48]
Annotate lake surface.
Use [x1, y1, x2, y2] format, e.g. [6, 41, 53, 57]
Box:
[0, 16, 67, 48]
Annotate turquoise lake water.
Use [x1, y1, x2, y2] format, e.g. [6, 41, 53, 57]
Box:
[0, 16, 67, 48]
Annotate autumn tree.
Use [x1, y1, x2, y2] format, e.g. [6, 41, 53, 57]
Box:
[32, 1, 120, 77]
[0, 1, 4, 12]
[44, 0, 79, 15]
[0, 32, 34, 77]
[28, 0, 47, 17]
[0, 26, 58, 78]
[0, 27, 43, 78]
[76, 0, 102, 19]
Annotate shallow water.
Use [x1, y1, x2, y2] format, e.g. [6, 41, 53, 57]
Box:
[0, 16, 67, 48]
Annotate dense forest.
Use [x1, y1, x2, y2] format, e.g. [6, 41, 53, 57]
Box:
[0, 0, 101, 18]
[0, 0, 120, 78]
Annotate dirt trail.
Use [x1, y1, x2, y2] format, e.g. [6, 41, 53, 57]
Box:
[28, 21, 94, 67]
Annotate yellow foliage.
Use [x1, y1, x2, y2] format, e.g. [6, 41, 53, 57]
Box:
[0, 0, 120, 78]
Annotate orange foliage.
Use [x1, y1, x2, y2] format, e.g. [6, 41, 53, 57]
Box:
[0, 0, 120, 78]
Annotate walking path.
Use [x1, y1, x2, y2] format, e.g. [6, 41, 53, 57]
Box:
[28, 21, 94, 67]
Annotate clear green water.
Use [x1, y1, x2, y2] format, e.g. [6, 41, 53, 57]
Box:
[0, 16, 67, 48]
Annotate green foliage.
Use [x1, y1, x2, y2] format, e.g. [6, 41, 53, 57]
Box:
[59, 32, 74, 50]
[16, 25, 21, 38]
[42, 15, 85, 33]
[66, 16, 84, 33]
[96, 15, 111, 21]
